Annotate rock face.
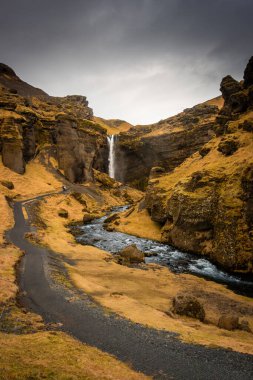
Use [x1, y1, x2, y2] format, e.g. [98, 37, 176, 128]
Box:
[142, 57, 253, 273]
[115, 102, 220, 189]
[1, 117, 25, 174]
[0, 64, 108, 180]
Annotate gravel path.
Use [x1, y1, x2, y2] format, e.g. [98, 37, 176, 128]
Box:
[7, 198, 253, 380]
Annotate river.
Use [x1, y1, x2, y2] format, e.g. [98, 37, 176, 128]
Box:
[73, 206, 253, 297]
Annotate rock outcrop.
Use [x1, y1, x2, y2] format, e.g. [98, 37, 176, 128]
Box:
[142, 56, 253, 273]
[0, 64, 108, 181]
[0, 63, 48, 97]
[115, 101, 221, 189]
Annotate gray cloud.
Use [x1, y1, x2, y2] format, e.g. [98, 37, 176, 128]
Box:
[0, 0, 252, 124]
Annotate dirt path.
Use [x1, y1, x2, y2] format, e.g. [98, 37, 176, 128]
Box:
[7, 196, 253, 380]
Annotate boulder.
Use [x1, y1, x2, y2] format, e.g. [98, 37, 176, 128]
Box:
[83, 213, 96, 224]
[217, 137, 239, 156]
[172, 294, 205, 321]
[149, 167, 166, 179]
[199, 146, 211, 157]
[238, 319, 252, 333]
[239, 120, 253, 132]
[58, 209, 68, 218]
[218, 314, 239, 331]
[1, 180, 14, 190]
[118, 244, 145, 264]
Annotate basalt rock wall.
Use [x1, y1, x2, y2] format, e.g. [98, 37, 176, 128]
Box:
[0, 64, 108, 182]
[143, 57, 253, 273]
[115, 102, 220, 189]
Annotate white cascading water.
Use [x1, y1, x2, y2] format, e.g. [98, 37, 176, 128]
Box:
[107, 135, 115, 179]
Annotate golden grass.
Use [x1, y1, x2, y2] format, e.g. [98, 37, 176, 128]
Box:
[204, 95, 224, 109]
[37, 194, 253, 355]
[113, 206, 161, 241]
[94, 116, 133, 135]
[0, 158, 62, 200]
[155, 128, 253, 199]
[0, 331, 149, 380]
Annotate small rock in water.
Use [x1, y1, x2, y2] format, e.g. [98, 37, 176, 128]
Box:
[144, 251, 158, 257]
[83, 213, 96, 223]
[117, 244, 145, 264]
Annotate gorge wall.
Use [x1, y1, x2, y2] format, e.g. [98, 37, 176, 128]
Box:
[142, 57, 253, 273]
[114, 98, 222, 189]
[0, 64, 108, 182]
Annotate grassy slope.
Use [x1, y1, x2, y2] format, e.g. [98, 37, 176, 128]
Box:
[94, 116, 133, 134]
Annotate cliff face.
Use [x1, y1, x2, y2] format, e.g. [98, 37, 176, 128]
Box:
[0, 64, 108, 182]
[143, 57, 253, 273]
[115, 98, 222, 189]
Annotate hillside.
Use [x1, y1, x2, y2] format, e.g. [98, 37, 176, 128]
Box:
[114, 96, 223, 189]
[112, 57, 253, 273]
[94, 116, 133, 134]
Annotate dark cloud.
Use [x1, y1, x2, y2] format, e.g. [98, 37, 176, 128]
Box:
[0, 0, 252, 124]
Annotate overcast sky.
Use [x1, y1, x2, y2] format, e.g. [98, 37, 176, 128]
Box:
[0, 0, 252, 124]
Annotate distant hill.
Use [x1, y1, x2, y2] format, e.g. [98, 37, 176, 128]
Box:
[94, 116, 133, 134]
[0, 63, 48, 97]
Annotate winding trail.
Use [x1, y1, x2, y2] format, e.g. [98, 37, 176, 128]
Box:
[7, 194, 253, 380]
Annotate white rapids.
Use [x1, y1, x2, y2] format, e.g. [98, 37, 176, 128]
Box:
[107, 135, 116, 179]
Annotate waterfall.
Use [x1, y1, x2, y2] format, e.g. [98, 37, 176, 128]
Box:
[107, 135, 116, 179]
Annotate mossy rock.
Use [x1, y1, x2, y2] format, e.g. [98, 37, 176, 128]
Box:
[239, 120, 253, 132]
[217, 137, 239, 156]
[58, 209, 68, 218]
[199, 146, 211, 157]
[117, 244, 145, 264]
[83, 213, 97, 224]
[172, 294, 205, 321]
[1, 180, 14, 190]
[218, 314, 239, 331]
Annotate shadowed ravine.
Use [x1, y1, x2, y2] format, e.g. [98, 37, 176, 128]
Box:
[7, 196, 253, 380]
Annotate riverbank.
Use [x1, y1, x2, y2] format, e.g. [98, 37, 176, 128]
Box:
[34, 192, 253, 355]
[0, 161, 149, 380]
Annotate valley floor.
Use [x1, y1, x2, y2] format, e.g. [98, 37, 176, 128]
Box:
[1, 159, 253, 379]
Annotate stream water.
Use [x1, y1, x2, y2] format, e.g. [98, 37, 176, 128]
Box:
[74, 206, 253, 297]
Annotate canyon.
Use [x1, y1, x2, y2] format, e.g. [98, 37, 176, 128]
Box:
[0, 58, 253, 379]
[0, 59, 253, 274]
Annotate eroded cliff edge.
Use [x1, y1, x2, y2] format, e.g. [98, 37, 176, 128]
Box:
[141, 57, 253, 272]
[0, 63, 108, 182]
